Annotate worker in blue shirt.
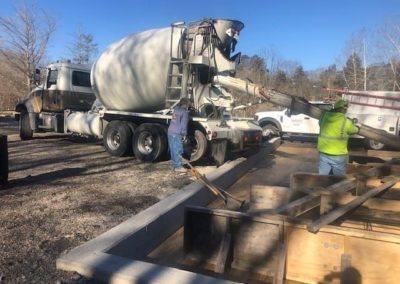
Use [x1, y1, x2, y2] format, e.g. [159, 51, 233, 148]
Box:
[168, 97, 191, 172]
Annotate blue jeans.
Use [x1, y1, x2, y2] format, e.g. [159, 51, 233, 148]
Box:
[168, 134, 183, 169]
[319, 152, 348, 176]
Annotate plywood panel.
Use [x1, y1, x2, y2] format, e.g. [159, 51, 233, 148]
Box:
[250, 185, 294, 209]
[285, 227, 344, 284]
[231, 221, 281, 276]
[345, 237, 400, 284]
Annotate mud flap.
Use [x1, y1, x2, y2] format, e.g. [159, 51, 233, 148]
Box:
[211, 139, 227, 166]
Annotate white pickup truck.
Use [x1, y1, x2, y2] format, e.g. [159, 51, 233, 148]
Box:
[255, 101, 333, 142]
[256, 89, 400, 150]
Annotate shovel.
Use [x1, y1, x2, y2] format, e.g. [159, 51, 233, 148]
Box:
[181, 157, 247, 211]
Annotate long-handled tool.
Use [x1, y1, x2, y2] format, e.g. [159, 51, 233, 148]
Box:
[181, 157, 247, 211]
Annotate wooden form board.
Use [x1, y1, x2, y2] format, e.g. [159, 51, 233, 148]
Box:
[246, 165, 400, 282]
[184, 206, 400, 284]
[286, 226, 400, 284]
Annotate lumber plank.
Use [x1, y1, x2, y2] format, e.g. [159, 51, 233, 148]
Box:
[333, 194, 400, 212]
[273, 243, 286, 284]
[275, 178, 357, 217]
[274, 195, 320, 216]
[349, 208, 400, 226]
[308, 177, 400, 233]
[214, 232, 231, 274]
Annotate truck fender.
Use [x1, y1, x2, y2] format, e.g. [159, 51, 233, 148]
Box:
[258, 117, 282, 132]
[15, 103, 37, 131]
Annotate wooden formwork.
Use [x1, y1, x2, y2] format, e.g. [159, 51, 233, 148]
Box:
[181, 159, 400, 284]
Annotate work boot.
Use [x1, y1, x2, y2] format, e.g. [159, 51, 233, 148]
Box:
[174, 167, 187, 173]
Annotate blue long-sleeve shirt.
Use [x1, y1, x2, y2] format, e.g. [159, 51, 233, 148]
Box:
[168, 105, 189, 136]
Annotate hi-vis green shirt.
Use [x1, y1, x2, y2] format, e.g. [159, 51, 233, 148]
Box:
[317, 111, 359, 155]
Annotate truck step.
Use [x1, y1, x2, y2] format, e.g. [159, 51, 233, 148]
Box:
[38, 125, 53, 130]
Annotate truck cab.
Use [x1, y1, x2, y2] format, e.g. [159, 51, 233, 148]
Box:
[15, 62, 95, 139]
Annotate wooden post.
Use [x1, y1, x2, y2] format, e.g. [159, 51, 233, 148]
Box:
[0, 134, 8, 187]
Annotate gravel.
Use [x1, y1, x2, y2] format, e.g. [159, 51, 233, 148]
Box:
[0, 117, 200, 284]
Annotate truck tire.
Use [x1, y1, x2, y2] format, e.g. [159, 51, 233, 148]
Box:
[262, 124, 280, 139]
[124, 121, 138, 155]
[132, 123, 167, 162]
[184, 130, 208, 162]
[20, 109, 33, 140]
[365, 139, 385, 150]
[103, 121, 132, 157]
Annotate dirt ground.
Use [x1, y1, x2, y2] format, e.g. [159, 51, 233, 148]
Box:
[0, 116, 320, 284]
[0, 116, 202, 284]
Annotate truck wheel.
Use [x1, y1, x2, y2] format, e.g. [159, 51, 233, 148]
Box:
[132, 123, 167, 162]
[103, 121, 132, 157]
[365, 139, 385, 150]
[184, 130, 208, 162]
[20, 109, 33, 140]
[262, 124, 280, 139]
[124, 122, 137, 155]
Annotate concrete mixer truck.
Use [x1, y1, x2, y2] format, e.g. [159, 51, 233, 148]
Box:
[15, 19, 263, 165]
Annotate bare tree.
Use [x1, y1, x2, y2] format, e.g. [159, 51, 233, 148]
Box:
[68, 26, 98, 64]
[259, 47, 281, 89]
[0, 2, 56, 91]
[378, 18, 400, 90]
[340, 30, 371, 90]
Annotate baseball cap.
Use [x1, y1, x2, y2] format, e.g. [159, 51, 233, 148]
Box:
[334, 99, 348, 110]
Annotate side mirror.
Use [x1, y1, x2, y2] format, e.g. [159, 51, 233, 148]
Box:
[34, 68, 41, 85]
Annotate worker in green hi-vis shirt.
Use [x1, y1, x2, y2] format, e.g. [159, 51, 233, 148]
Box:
[317, 99, 359, 176]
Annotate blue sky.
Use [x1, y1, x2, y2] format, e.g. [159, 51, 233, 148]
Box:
[1, 0, 399, 70]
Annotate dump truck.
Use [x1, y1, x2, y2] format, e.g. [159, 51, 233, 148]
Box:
[15, 19, 263, 165]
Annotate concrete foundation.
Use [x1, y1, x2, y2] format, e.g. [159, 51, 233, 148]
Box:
[56, 139, 280, 283]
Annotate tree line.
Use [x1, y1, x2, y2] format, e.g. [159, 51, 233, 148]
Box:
[0, 2, 399, 112]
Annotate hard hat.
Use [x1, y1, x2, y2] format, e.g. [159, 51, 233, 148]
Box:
[334, 99, 348, 109]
